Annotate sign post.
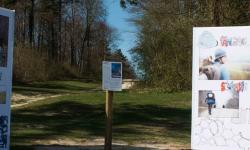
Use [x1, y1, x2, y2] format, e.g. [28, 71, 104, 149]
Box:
[102, 61, 122, 150]
[0, 7, 15, 150]
[105, 91, 113, 150]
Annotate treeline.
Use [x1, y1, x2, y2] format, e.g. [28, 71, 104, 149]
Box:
[123, 0, 250, 91]
[1, 0, 135, 82]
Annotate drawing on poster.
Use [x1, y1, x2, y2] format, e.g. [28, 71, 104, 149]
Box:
[199, 31, 250, 80]
[193, 117, 250, 149]
[0, 116, 8, 148]
[199, 31, 218, 49]
[0, 91, 6, 104]
[0, 15, 9, 68]
[199, 90, 239, 118]
[111, 63, 121, 78]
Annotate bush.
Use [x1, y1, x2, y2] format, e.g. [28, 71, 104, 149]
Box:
[13, 43, 80, 83]
[13, 44, 47, 82]
[47, 63, 80, 80]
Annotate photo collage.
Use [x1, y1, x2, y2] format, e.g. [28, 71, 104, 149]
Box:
[197, 28, 250, 118]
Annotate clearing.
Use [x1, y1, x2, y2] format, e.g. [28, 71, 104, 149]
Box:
[11, 81, 191, 150]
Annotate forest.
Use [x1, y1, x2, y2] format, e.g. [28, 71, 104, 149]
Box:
[1, 0, 250, 91]
[122, 0, 250, 91]
[1, 0, 135, 82]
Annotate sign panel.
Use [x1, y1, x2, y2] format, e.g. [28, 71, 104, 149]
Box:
[0, 7, 15, 150]
[192, 26, 250, 150]
[102, 61, 122, 91]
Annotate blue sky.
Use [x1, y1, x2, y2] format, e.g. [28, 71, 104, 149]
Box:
[104, 0, 137, 61]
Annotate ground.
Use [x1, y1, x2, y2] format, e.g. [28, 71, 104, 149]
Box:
[10, 81, 191, 150]
[199, 107, 239, 118]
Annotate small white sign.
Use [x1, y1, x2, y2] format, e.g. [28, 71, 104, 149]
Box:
[0, 7, 15, 150]
[102, 61, 122, 91]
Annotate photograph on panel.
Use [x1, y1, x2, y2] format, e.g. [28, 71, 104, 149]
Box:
[198, 31, 250, 80]
[0, 15, 9, 67]
[198, 90, 239, 118]
[111, 63, 122, 78]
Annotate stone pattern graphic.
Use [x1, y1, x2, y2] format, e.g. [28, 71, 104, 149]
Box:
[194, 110, 250, 149]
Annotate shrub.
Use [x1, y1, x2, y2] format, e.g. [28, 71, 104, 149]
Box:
[13, 44, 47, 82]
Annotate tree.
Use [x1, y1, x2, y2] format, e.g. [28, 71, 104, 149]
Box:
[127, 0, 250, 91]
[120, 0, 138, 8]
[3, 0, 127, 82]
[108, 49, 135, 79]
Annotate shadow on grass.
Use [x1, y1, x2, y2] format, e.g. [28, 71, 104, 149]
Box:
[11, 100, 191, 148]
[114, 103, 191, 132]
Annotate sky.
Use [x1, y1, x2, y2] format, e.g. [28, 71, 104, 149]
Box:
[104, 0, 138, 61]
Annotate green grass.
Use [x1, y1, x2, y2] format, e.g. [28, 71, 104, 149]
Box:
[11, 81, 191, 149]
[13, 80, 101, 95]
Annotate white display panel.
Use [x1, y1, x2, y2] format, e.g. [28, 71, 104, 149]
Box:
[192, 26, 250, 150]
[0, 7, 15, 150]
[102, 61, 122, 91]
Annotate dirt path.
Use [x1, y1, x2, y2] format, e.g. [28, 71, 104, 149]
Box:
[34, 138, 188, 150]
[11, 93, 63, 108]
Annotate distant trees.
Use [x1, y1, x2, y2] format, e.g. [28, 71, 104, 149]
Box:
[124, 0, 250, 91]
[108, 49, 135, 79]
[1, 0, 135, 82]
[120, 0, 138, 8]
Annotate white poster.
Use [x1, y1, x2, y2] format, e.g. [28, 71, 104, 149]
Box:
[192, 26, 250, 150]
[102, 61, 122, 91]
[0, 7, 15, 150]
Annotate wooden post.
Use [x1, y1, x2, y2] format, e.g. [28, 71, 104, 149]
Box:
[105, 91, 113, 150]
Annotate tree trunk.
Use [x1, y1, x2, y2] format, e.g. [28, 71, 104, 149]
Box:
[29, 0, 34, 46]
[213, 0, 221, 26]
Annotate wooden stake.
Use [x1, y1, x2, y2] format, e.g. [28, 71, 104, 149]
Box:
[105, 91, 113, 150]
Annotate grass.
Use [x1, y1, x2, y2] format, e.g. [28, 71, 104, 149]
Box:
[13, 80, 101, 95]
[10, 81, 192, 149]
